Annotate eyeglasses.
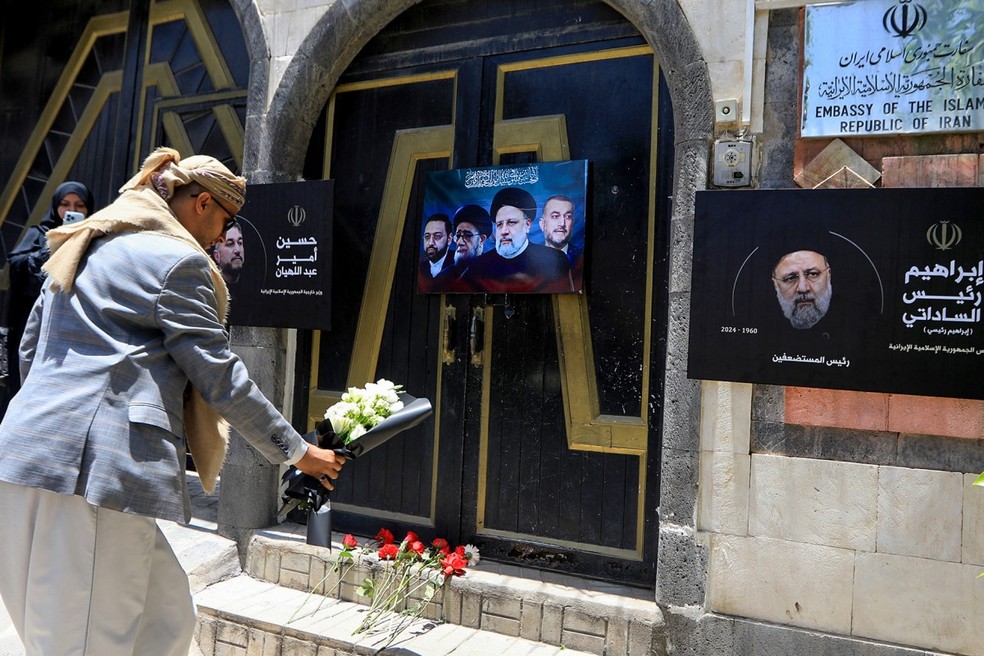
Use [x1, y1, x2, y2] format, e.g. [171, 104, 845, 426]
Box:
[191, 193, 240, 232]
[773, 267, 830, 288]
[454, 230, 480, 240]
[214, 201, 240, 233]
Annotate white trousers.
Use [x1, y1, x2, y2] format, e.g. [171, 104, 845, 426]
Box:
[0, 481, 196, 656]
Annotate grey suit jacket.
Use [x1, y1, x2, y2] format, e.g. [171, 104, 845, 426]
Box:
[0, 231, 307, 522]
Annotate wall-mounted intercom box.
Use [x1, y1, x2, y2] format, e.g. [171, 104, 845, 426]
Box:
[712, 140, 752, 187]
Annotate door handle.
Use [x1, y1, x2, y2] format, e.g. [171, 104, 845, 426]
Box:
[442, 304, 456, 364]
[469, 306, 484, 367]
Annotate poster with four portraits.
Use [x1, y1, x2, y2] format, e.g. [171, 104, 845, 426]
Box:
[418, 160, 588, 294]
[688, 187, 984, 400]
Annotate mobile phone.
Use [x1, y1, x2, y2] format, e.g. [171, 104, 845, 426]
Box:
[63, 211, 85, 225]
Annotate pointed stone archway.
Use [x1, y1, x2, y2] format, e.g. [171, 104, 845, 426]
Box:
[241, 0, 712, 610]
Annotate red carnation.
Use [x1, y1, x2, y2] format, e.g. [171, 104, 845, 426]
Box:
[404, 531, 419, 545]
[342, 534, 358, 549]
[378, 543, 399, 560]
[375, 528, 395, 544]
[440, 552, 468, 577]
[432, 537, 451, 554]
[409, 540, 426, 556]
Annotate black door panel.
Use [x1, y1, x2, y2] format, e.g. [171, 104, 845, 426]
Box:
[309, 0, 670, 586]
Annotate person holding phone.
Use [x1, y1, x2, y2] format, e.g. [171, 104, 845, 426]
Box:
[5, 181, 95, 403]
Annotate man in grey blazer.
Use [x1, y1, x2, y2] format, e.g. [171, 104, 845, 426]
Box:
[0, 148, 346, 656]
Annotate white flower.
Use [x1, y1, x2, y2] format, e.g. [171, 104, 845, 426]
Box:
[462, 544, 481, 566]
[326, 414, 352, 437]
[323, 379, 405, 444]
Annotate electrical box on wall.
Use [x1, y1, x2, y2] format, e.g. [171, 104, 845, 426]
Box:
[714, 99, 738, 124]
[712, 140, 752, 187]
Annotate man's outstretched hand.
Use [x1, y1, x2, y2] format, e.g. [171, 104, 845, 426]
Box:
[294, 445, 346, 490]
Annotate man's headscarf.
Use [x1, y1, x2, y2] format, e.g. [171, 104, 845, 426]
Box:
[122, 146, 246, 210]
[45, 147, 245, 294]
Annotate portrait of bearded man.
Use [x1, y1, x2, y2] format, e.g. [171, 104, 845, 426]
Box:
[772, 249, 832, 329]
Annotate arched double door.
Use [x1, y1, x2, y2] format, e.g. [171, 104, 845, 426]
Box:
[303, 0, 673, 586]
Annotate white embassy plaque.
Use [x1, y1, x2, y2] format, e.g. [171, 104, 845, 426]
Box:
[802, 0, 984, 138]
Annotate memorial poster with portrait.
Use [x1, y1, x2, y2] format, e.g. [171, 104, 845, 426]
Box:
[418, 160, 588, 294]
[220, 180, 333, 330]
[688, 187, 984, 400]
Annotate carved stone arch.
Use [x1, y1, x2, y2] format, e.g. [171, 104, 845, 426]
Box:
[253, 0, 713, 185]
[228, 0, 273, 177]
[250, 0, 420, 182]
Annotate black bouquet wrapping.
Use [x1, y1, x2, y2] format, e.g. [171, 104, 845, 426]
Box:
[279, 392, 433, 546]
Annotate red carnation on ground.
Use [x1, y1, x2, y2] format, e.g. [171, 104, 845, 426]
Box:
[317, 526, 481, 651]
[440, 552, 468, 577]
[378, 543, 399, 560]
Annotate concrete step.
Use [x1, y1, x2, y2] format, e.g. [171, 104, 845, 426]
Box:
[223, 523, 665, 656]
[2, 502, 665, 656]
[195, 574, 600, 655]
[160, 517, 242, 594]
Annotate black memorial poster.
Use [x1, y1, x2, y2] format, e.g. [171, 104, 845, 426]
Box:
[219, 180, 332, 330]
[688, 187, 984, 400]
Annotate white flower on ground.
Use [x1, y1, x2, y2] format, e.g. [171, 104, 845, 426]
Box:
[462, 544, 480, 566]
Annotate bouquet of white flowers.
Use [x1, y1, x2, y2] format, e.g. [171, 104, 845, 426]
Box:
[279, 379, 433, 547]
[324, 379, 405, 444]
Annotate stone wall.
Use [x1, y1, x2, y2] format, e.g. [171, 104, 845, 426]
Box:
[701, 382, 984, 655]
[229, 1, 983, 654]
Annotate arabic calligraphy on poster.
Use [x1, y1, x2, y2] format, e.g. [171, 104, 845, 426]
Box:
[224, 180, 333, 330]
[802, 0, 984, 137]
[901, 258, 983, 327]
[273, 236, 321, 281]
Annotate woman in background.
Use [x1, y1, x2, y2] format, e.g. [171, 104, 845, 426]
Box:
[6, 181, 95, 400]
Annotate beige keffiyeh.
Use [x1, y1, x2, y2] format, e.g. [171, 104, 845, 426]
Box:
[42, 147, 246, 494]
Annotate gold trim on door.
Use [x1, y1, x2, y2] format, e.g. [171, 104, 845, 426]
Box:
[0, 2, 247, 245]
[0, 11, 128, 235]
[138, 0, 242, 166]
[308, 72, 459, 525]
[475, 46, 659, 559]
[309, 71, 459, 426]
[307, 120, 456, 424]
